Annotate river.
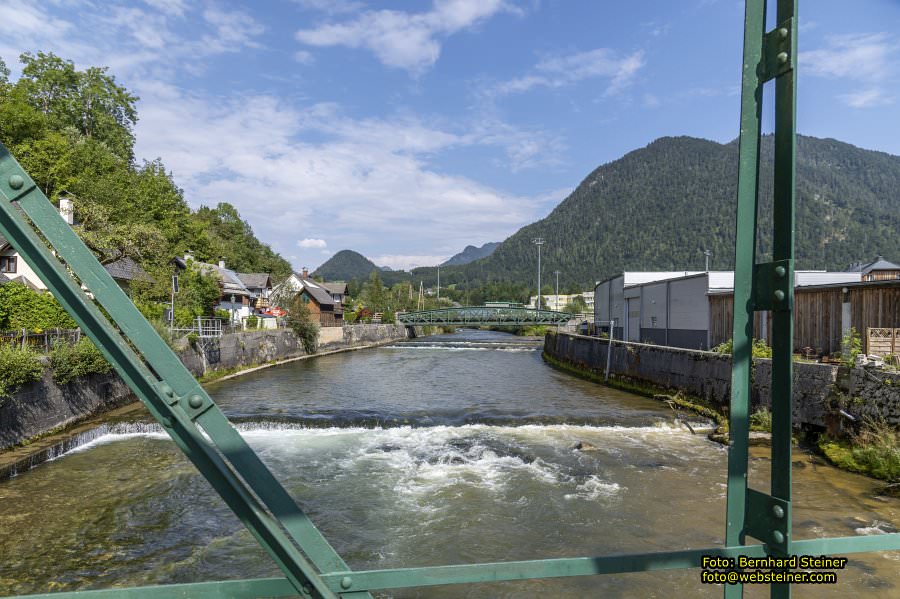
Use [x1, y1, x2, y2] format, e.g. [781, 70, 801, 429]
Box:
[0, 330, 898, 597]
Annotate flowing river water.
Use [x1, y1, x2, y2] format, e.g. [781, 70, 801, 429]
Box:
[1, 330, 899, 598]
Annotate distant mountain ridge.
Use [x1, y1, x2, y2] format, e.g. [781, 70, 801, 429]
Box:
[442, 242, 500, 266]
[313, 135, 900, 291]
[451, 134, 900, 287]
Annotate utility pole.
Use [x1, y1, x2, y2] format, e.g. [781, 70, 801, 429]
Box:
[553, 270, 561, 311]
[437, 265, 440, 302]
[702, 248, 712, 272]
[532, 238, 545, 309]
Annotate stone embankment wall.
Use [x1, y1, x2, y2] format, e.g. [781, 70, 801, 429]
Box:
[0, 324, 417, 450]
[0, 370, 133, 449]
[544, 332, 900, 429]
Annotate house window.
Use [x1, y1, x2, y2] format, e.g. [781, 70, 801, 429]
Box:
[0, 256, 16, 273]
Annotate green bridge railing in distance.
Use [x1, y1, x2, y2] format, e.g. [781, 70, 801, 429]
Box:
[397, 306, 575, 326]
[3, 1, 900, 598]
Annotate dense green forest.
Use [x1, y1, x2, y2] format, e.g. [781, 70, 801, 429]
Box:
[0, 52, 292, 313]
[321, 135, 900, 297]
[453, 135, 900, 289]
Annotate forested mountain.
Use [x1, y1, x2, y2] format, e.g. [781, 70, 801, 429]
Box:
[442, 242, 500, 266]
[313, 250, 380, 281]
[0, 52, 293, 295]
[445, 135, 900, 289]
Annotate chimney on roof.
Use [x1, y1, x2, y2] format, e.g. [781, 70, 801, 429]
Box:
[302, 267, 309, 279]
[59, 197, 74, 225]
[218, 258, 226, 269]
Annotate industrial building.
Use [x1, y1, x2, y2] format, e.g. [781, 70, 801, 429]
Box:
[593, 271, 867, 352]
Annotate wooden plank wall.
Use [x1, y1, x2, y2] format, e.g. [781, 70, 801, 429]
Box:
[852, 287, 900, 353]
[709, 285, 900, 355]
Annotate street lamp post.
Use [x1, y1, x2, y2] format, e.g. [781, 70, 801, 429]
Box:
[553, 270, 561, 311]
[702, 248, 712, 272]
[532, 238, 545, 310]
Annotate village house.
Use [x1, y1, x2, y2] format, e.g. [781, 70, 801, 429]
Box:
[847, 255, 900, 282]
[274, 268, 344, 326]
[174, 255, 254, 323]
[0, 234, 46, 290]
[236, 273, 274, 312]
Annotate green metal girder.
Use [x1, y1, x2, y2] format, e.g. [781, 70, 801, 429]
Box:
[3, 2, 897, 599]
[13, 532, 900, 597]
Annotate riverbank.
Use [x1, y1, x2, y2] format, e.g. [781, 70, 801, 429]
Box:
[0, 324, 422, 456]
[544, 330, 900, 482]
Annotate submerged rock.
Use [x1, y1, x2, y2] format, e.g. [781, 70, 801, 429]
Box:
[573, 441, 599, 451]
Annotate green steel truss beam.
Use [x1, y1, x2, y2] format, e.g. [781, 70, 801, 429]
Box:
[3, 2, 897, 599]
[398, 307, 573, 326]
[14, 533, 900, 598]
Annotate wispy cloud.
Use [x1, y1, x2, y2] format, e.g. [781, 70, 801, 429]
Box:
[488, 48, 646, 98]
[801, 32, 897, 108]
[132, 87, 546, 270]
[295, 0, 518, 74]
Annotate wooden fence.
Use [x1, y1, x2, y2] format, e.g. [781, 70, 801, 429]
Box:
[867, 328, 898, 357]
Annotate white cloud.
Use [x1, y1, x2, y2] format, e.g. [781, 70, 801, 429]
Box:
[143, 0, 188, 18]
[839, 88, 893, 108]
[489, 48, 646, 97]
[133, 87, 546, 271]
[201, 7, 265, 53]
[299, 238, 327, 248]
[372, 255, 449, 270]
[294, 50, 314, 64]
[801, 33, 897, 108]
[295, 0, 516, 73]
[293, 0, 365, 15]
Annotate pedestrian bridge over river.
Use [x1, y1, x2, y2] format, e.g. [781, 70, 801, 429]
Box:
[397, 306, 574, 326]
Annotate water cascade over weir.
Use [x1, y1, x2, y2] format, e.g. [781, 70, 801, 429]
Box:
[1, 2, 899, 599]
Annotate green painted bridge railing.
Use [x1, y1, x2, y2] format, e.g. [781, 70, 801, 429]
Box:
[397, 306, 574, 326]
[2, 2, 899, 598]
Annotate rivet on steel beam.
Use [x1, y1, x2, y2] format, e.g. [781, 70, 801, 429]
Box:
[779, 27, 789, 39]
[340, 576, 353, 590]
[188, 394, 204, 409]
[774, 290, 785, 301]
[160, 417, 173, 428]
[772, 530, 785, 544]
[772, 505, 785, 519]
[160, 383, 174, 397]
[777, 52, 789, 65]
[8, 175, 24, 190]
[774, 265, 786, 278]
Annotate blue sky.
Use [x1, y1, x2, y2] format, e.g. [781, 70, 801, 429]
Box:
[1, 0, 898, 271]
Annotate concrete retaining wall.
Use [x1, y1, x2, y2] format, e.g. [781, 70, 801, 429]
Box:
[0, 370, 134, 449]
[542, 332, 891, 429]
[0, 324, 416, 450]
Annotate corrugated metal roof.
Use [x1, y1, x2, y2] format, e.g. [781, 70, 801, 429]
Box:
[622, 272, 703, 287]
[795, 271, 861, 286]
